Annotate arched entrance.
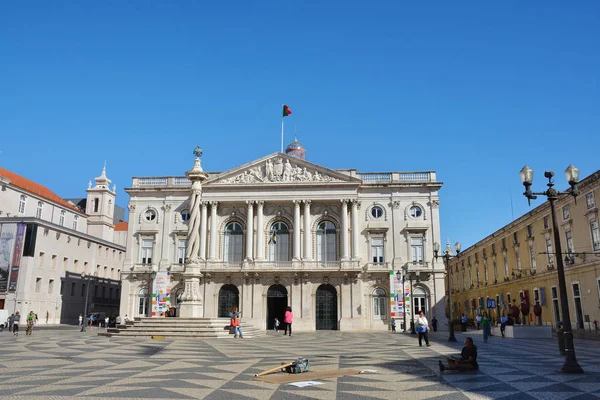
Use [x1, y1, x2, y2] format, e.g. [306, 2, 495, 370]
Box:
[218, 284, 239, 317]
[267, 284, 288, 330]
[413, 286, 428, 317]
[316, 284, 338, 330]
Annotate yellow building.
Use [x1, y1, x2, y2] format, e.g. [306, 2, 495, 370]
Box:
[449, 170, 600, 331]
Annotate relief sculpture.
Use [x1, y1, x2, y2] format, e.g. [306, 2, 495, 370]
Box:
[218, 157, 343, 184]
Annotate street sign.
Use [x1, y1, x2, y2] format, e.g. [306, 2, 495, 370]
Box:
[486, 299, 497, 309]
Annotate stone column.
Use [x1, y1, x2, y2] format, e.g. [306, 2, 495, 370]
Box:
[199, 202, 208, 260]
[180, 152, 208, 318]
[341, 199, 349, 260]
[246, 201, 254, 260]
[255, 201, 265, 260]
[293, 200, 301, 260]
[208, 201, 218, 260]
[303, 200, 312, 260]
[351, 200, 360, 259]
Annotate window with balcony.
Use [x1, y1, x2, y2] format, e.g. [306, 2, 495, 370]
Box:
[371, 237, 384, 263]
[141, 239, 154, 264]
[527, 224, 533, 238]
[529, 244, 537, 271]
[410, 237, 424, 263]
[317, 221, 337, 262]
[483, 260, 489, 282]
[513, 231, 518, 244]
[545, 237, 554, 264]
[502, 238, 506, 250]
[18, 195, 26, 214]
[503, 254, 509, 277]
[565, 230, 574, 254]
[177, 239, 187, 264]
[224, 222, 243, 262]
[591, 220, 600, 252]
[586, 192, 596, 210]
[493, 259, 498, 281]
[562, 205, 570, 220]
[269, 221, 290, 262]
[543, 216, 550, 230]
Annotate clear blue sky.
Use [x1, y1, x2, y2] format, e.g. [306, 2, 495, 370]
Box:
[1, 1, 598, 248]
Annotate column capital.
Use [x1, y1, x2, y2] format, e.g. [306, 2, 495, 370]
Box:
[303, 199, 312, 205]
[246, 200, 255, 206]
[293, 199, 302, 206]
[256, 200, 265, 207]
[341, 199, 349, 205]
[200, 201, 209, 208]
[351, 199, 361, 208]
[209, 201, 219, 207]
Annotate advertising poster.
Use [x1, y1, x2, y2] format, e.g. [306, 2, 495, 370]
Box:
[152, 271, 172, 317]
[8, 223, 26, 292]
[0, 224, 18, 293]
[389, 270, 412, 319]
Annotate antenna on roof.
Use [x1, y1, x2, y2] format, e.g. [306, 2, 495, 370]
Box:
[104, 159, 107, 171]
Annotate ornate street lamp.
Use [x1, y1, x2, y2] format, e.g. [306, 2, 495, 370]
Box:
[520, 165, 583, 374]
[434, 240, 461, 342]
[80, 271, 99, 332]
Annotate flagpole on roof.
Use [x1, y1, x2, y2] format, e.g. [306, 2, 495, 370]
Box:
[281, 107, 284, 153]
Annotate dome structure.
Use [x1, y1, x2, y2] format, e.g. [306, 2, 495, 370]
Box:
[285, 136, 306, 160]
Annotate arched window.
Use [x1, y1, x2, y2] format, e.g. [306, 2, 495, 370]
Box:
[317, 221, 337, 262]
[372, 288, 386, 319]
[224, 222, 243, 262]
[36, 201, 43, 219]
[18, 195, 26, 214]
[268, 221, 290, 262]
[138, 288, 149, 316]
[93, 198, 99, 213]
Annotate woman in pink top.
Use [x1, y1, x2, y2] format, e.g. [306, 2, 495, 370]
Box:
[283, 306, 293, 337]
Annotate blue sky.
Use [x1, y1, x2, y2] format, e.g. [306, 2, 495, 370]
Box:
[1, 1, 598, 248]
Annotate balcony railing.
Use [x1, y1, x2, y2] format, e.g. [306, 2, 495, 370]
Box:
[359, 171, 434, 184]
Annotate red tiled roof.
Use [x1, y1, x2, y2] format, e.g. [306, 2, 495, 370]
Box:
[115, 221, 128, 231]
[0, 167, 83, 213]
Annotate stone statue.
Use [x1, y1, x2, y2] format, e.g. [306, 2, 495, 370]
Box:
[283, 160, 293, 181]
[193, 145, 203, 158]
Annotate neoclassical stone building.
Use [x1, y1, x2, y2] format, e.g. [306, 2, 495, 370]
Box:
[120, 142, 445, 331]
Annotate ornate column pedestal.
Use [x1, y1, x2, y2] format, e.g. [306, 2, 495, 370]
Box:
[179, 269, 204, 318]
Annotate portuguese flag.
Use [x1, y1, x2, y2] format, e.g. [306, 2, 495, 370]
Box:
[282, 104, 292, 117]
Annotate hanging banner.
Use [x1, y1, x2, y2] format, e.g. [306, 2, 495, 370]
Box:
[389, 270, 412, 319]
[152, 271, 172, 317]
[8, 223, 26, 292]
[0, 224, 18, 293]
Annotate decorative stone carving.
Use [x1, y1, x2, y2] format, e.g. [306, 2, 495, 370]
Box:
[128, 204, 136, 212]
[180, 276, 202, 303]
[218, 157, 344, 184]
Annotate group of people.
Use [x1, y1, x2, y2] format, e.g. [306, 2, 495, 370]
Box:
[461, 311, 511, 341]
[228, 305, 295, 339]
[6, 311, 38, 336]
[273, 306, 293, 336]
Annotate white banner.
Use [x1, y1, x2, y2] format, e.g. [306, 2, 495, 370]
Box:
[0, 224, 18, 293]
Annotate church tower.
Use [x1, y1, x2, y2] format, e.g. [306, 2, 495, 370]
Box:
[85, 167, 116, 242]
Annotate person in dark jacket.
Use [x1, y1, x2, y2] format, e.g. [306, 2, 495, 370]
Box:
[439, 337, 478, 372]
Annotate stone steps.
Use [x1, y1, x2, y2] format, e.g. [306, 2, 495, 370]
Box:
[100, 317, 265, 339]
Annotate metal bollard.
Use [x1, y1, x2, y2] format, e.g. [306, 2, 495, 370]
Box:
[556, 322, 565, 356]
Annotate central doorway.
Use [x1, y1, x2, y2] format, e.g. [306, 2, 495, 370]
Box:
[267, 284, 288, 330]
[316, 284, 338, 330]
[218, 284, 239, 317]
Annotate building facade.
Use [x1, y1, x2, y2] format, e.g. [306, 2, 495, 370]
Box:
[120, 143, 446, 331]
[0, 167, 126, 323]
[450, 170, 600, 331]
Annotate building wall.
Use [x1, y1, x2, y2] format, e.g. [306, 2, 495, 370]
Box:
[450, 171, 600, 330]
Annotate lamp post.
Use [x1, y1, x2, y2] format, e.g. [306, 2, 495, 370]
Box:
[434, 240, 461, 342]
[395, 270, 407, 332]
[80, 271, 98, 332]
[519, 165, 583, 374]
[148, 271, 157, 317]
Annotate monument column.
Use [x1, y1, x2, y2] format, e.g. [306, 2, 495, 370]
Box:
[246, 201, 254, 260]
[341, 199, 349, 260]
[351, 200, 360, 259]
[255, 201, 265, 260]
[209, 201, 218, 260]
[293, 200, 301, 260]
[303, 200, 312, 260]
[180, 146, 208, 318]
[199, 202, 208, 260]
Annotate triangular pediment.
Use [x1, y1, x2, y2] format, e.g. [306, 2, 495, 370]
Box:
[204, 153, 361, 185]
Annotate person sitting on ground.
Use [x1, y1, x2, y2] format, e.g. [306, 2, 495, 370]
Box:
[231, 314, 243, 338]
[439, 337, 478, 372]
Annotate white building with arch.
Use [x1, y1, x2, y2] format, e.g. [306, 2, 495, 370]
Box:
[120, 143, 446, 331]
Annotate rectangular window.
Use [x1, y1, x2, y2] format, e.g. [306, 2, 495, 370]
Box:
[551, 286, 560, 323]
[63, 257, 69, 271]
[543, 216, 550, 230]
[502, 238, 506, 250]
[73, 259, 79, 273]
[591, 220, 600, 251]
[562, 205, 570, 220]
[35, 277, 42, 293]
[515, 248, 522, 271]
[491, 243, 496, 254]
[59, 210, 65, 226]
[529, 245, 536, 271]
[507, 293, 511, 306]
[141, 239, 153, 264]
[565, 230, 574, 254]
[36, 202, 43, 219]
[83, 261, 88, 273]
[545, 237, 554, 264]
[39, 252, 45, 268]
[493, 259, 498, 281]
[534, 288, 540, 305]
[527, 224, 533, 238]
[60, 280, 64, 295]
[371, 237, 384, 263]
[73, 215, 79, 230]
[483, 260, 489, 282]
[503, 255, 509, 277]
[410, 237, 424, 263]
[71, 282, 76, 296]
[513, 232, 518, 244]
[51, 254, 57, 269]
[177, 239, 187, 264]
[48, 279, 54, 294]
[111, 268, 115, 279]
[18, 195, 26, 214]
[586, 192, 596, 210]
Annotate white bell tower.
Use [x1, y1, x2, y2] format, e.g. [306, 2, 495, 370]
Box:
[86, 166, 116, 242]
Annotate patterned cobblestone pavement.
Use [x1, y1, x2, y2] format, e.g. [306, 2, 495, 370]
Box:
[1, 325, 599, 399]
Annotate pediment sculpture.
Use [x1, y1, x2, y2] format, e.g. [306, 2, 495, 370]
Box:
[218, 157, 344, 184]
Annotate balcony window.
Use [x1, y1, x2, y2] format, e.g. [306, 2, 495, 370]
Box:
[177, 239, 187, 264]
[224, 222, 243, 262]
[591, 220, 600, 252]
[268, 221, 290, 262]
[371, 237, 384, 263]
[545, 238, 554, 264]
[527, 224, 533, 238]
[565, 230, 574, 254]
[317, 221, 337, 262]
[543, 216, 550, 230]
[513, 232, 518, 244]
[529, 244, 537, 271]
[141, 239, 154, 264]
[410, 237, 424, 263]
[562, 205, 570, 220]
[586, 192, 596, 210]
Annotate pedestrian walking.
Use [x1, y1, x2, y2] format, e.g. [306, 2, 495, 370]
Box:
[482, 312, 491, 342]
[391, 319, 396, 332]
[26, 311, 35, 335]
[8, 313, 15, 333]
[500, 313, 508, 337]
[274, 317, 280, 332]
[105, 316, 109, 331]
[13, 311, 20, 336]
[416, 310, 431, 347]
[461, 314, 467, 332]
[89, 314, 94, 331]
[432, 316, 438, 332]
[476, 314, 482, 330]
[283, 306, 293, 337]
[78, 314, 83, 329]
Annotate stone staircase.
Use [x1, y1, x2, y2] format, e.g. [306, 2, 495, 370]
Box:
[99, 317, 266, 339]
